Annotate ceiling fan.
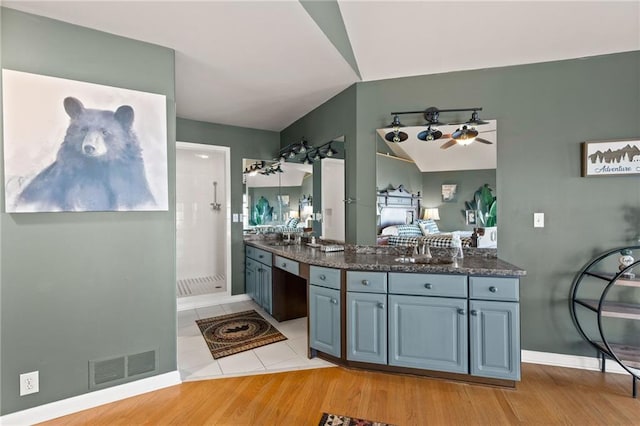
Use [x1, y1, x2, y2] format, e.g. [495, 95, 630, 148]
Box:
[440, 125, 493, 149]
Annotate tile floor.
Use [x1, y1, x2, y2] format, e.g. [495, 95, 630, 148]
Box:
[177, 299, 335, 381]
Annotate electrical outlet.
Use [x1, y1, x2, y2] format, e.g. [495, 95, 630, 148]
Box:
[534, 212, 545, 228]
[20, 371, 39, 396]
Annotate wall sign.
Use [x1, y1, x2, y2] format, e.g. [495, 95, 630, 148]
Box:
[581, 139, 640, 177]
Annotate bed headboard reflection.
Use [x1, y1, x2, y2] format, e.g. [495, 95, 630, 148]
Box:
[377, 185, 421, 233]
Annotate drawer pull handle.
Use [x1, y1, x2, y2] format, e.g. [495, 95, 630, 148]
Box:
[259, 255, 263, 258]
[319, 274, 326, 280]
[362, 280, 369, 286]
[470, 310, 478, 316]
[330, 298, 338, 305]
[489, 286, 498, 293]
[424, 283, 433, 289]
[378, 302, 385, 309]
[457, 308, 466, 315]
[282, 263, 287, 267]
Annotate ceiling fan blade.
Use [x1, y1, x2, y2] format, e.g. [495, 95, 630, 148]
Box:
[440, 139, 457, 150]
[475, 137, 493, 145]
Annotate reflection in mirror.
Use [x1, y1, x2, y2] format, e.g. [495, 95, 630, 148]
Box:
[243, 160, 312, 231]
[375, 121, 497, 248]
[317, 137, 345, 242]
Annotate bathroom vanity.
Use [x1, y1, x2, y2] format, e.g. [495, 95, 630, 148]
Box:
[244, 239, 525, 387]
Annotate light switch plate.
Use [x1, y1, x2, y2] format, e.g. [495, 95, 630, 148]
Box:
[232, 213, 238, 222]
[534, 212, 544, 228]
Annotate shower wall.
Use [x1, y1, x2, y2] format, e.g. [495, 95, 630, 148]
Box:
[176, 147, 227, 295]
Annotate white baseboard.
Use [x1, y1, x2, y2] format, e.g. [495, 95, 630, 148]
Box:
[0, 371, 181, 426]
[177, 293, 250, 311]
[522, 350, 629, 375]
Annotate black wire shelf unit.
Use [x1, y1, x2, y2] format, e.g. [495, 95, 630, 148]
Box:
[570, 245, 640, 397]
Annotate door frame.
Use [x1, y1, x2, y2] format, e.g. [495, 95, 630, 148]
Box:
[176, 142, 232, 310]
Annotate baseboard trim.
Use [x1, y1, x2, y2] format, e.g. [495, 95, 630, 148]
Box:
[177, 293, 250, 311]
[522, 350, 628, 375]
[0, 371, 181, 425]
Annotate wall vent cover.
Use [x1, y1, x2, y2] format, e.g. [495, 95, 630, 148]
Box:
[89, 349, 158, 390]
[90, 357, 125, 387]
[128, 350, 157, 377]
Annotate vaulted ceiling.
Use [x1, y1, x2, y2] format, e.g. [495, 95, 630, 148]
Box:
[3, 1, 639, 132]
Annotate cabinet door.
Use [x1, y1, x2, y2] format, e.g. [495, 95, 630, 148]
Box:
[470, 300, 520, 380]
[259, 265, 273, 315]
[309, 285, 341, 358]
[347, 292, 387, 364]
[245, 259, 257, 302]
[389, 294, 468, 374]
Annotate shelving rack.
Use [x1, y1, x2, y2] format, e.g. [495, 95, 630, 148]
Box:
[570, 245, 640, 397]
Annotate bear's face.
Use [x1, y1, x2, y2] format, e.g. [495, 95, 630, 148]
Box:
[61, 97, 137, 163]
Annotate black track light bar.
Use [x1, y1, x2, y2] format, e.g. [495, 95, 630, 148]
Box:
[389, 107, 482, 116]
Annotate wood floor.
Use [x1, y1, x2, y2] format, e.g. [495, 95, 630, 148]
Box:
[40, 363, 639, 425]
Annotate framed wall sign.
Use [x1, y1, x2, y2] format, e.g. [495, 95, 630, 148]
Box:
[581, 139, 640, 177]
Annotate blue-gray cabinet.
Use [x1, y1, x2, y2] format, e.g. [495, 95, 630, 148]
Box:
[389, 294, 468, 374]
[469, 276, 520, 380]
[347, 286, 387, 364]
[245, 246, 272, 314]
[309, 266, 341, 358]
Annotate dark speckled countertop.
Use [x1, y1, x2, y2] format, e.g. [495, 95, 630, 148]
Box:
[246, 240, 526, 277]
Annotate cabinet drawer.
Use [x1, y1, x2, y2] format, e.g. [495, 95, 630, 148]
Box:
[274, 255, 299, 276]
[246, 245, 272, 266]
[469, 276, 519, 301]
[347, 271, 387, 293]
[310, 266, 341, 290]
[388, 273, 467, 298]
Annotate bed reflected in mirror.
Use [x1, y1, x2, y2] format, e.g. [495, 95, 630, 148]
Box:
[375, 121, 497, 249]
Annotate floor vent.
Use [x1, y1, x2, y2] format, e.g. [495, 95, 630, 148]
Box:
[89, 349, 158, 390]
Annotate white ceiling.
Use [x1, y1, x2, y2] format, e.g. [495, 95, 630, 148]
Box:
[3, 1, 639, 132]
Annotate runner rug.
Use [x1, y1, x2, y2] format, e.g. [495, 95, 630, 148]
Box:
[196, 310, 287, 359]
[318, 412, 395, 426]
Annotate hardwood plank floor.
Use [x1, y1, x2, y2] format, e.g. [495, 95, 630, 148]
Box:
[40, 363, 640, 425]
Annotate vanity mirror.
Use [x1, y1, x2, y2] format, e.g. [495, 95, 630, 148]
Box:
[375, 120, 497, 248]
[243, 159, 312, 230]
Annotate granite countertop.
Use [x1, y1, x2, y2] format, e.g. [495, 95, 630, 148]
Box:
[246, 240, 526, 277]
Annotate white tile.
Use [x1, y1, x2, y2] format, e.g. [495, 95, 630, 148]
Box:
[217, 350, 266, 375]
[286, 336, 310, 358]
[275, 318, 307, 339]
[253, 341, 298, 367]
[177, 309, 199, 328]
[183, 361, 223, 381]
[222, 301, 256, 315]
[178, 346, 214, 371]
[195, 304, 226, 320]
[178, 322, 202, 338]
[177, 335, 208, 354]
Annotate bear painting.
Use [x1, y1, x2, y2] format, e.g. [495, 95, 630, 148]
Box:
[16, 97, 156, 212]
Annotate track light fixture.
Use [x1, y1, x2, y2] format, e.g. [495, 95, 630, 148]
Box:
[384, 107, 492, 149]
[277, 139, 340, 164]
[243, 160, 283, 175]
[384, 115, 408, 143]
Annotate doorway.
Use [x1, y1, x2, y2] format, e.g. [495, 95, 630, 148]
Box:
[176, 142, 231, 310]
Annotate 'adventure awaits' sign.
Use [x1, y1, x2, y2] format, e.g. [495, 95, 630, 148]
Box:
[582, 139, 640, 177]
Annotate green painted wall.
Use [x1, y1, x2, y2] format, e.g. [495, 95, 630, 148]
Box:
[176, 117, 279, 295]
[357, 51, 640, 356]
[376, 154, 423, 195]
[422, 169, 497, 232]
[280, 85, 357, 242]
[1, 9, 176, 414]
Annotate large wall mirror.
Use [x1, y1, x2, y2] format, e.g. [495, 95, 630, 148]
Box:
[243, 160, 313, 230]
[375, 121, 498, 248]
[243, 137, 346, 242]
